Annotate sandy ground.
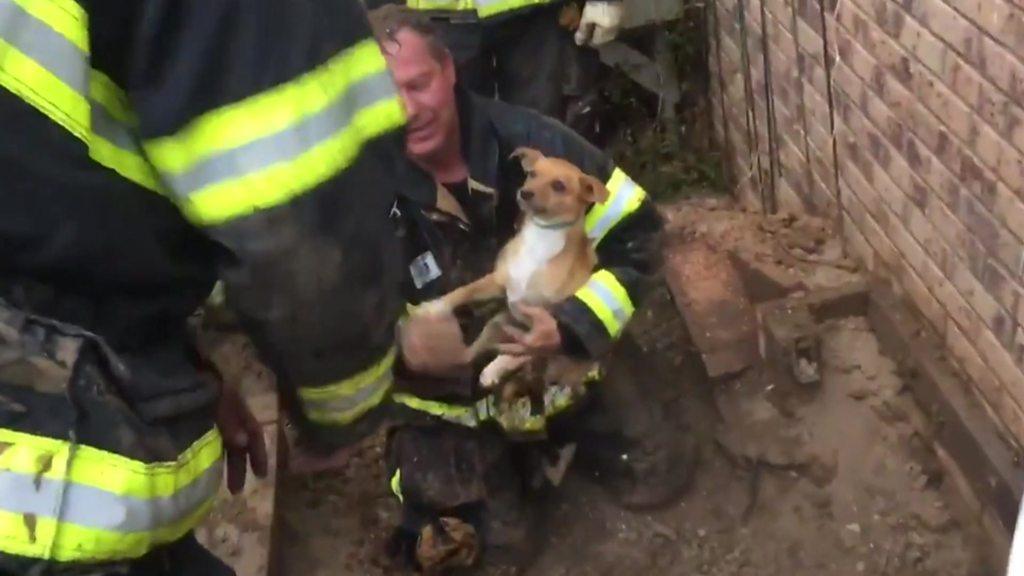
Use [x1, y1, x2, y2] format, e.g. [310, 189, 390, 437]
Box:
[271, 200, 998, 576]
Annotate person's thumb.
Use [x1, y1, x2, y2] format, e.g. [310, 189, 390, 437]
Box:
[575, 22, 594, 46]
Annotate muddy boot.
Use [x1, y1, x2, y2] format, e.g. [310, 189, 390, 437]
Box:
[416, 517, 480, 575]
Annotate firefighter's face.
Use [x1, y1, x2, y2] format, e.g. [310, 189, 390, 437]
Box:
[383, 29, 459, 160]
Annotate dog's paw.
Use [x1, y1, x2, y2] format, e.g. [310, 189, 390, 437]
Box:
[479, 363, 505, 389]
[414, 299, 452, 317]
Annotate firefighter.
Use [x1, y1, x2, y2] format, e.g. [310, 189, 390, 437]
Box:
[0, 1, 467, 574]
[368, 0, 624, 118]
[367, 7, 695, 572]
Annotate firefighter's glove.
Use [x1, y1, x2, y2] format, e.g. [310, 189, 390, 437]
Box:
[575, 1, 624, 47]
[215, 380, 269, 495]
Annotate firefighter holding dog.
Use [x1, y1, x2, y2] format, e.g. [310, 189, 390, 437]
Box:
[366, 6, 695, 572]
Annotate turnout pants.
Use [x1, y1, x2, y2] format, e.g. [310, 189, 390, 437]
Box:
[0, 301, 229, 576]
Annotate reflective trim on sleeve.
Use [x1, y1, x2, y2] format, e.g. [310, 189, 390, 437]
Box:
[89, 73, 163, 192]
[144, 39, 406, 226]
[9, 0, 86, 51]
[0, 427, 223, 562]
[585, 168, 647, 246]
[0, 1, 163, 192]
[299, 348, 396, 426]
[0, 0, 89, 139]
[573, 269, 635, 338]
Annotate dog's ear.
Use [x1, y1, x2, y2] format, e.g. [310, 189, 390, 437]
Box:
[579, 174, 610, 204]
[510, 147, 544, 171]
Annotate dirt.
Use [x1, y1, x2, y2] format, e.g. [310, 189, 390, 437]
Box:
[270, 199, 996, 575]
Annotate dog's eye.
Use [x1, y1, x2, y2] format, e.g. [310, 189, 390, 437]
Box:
[527, 170, 537, 179]
[551, 180, 566, 194]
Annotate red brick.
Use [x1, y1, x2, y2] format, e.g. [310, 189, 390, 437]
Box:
[942, 0, 1024, 62]
[832, 22, 1024, 277]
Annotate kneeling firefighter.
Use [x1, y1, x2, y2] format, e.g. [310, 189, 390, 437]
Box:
[0, 1, 467, 574]
[367, 7, 696, 572]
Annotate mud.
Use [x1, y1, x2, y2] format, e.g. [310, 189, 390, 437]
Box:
[271, 199, 996, 575]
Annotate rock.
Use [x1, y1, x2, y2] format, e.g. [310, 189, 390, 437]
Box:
[841, 524, 861, 550]
[912, 503, 954, 532]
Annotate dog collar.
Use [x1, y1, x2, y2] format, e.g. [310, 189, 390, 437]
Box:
[529, 216, 580, 230]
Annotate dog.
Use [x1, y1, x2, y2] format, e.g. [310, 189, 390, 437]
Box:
[418, 147, 608, 404]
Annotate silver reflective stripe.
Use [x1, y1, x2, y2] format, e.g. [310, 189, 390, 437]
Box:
[587, 278, 630, 326]
[0, 460, 222, 533]
[587, 178, 638, 243]
[0, 0, 88, 94]
[91, 100, 140, 152]
[303, 370, 392, 418]
[165, 71, 398, 200]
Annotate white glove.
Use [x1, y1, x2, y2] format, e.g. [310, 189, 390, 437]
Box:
[574, 1, 624, 47]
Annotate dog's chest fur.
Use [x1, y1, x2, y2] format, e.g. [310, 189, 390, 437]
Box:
[506, 222, 567, 304]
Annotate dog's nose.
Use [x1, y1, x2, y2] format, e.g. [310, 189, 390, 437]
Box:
[518, 189, 534, 201]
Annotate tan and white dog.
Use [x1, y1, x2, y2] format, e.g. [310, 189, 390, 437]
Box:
[418, 147, 607, 402]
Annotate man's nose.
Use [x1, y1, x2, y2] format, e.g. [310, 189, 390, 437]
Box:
[518, 189, 534, 201]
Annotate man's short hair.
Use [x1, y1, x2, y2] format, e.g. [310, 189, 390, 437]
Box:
[367, 4, 451, 64]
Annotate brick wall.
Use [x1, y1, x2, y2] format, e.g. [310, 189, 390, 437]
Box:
[709, 0, 1024, 444]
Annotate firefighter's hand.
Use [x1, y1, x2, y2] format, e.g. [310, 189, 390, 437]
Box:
[399, 312, 471, 376]
[216, 382, 269, 495]
[575, 1, 624, 47]
[498, 305, 562, 357]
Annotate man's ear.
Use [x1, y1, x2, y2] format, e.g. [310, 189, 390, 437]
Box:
[510, 147, 544, 171]
[579, 174, 610, 204]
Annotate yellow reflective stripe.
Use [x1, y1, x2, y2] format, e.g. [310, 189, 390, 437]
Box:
[390, 469, 404, 503]
[300, 348, 396, 425]
[393, 393, 480, 427]
[574, 270, 635, 337]
[475, 0, 555, 18]
[10, 0, 87, 52]
[89, 136, 163, 192]
[585, 167, 647, 246]
[0, 37, 89, 140]
[145, 39, 392, 176]
[406, 0, 476, 9]
[180, 96, 404, 226]
[90, 69, 137, 126]
[300, 348, 396, 402]
[0, 428, 223, 500]
[0, 495, 216, 562]
[0, 3, 161, 194]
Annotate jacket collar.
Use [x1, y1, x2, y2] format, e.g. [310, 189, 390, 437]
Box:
[455, 85, 501, 194]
